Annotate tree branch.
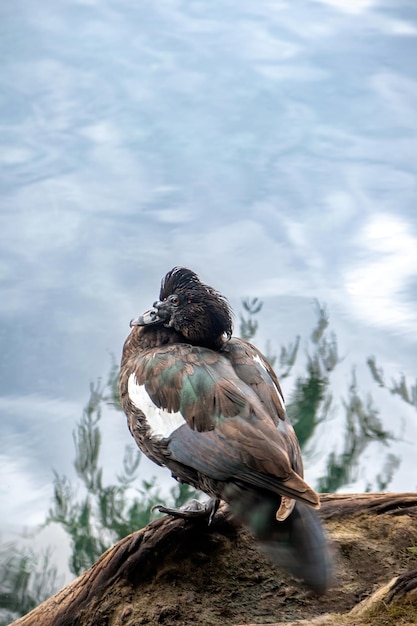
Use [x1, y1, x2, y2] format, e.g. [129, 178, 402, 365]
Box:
[11, 493, 417, 626]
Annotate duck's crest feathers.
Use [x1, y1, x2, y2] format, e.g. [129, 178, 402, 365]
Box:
[160, 267, 201, 299]
[160, 267, 233, 344]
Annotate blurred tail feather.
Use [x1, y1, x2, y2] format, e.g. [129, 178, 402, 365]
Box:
[258, 501, 333, 594]
[225, 485, 333, 594]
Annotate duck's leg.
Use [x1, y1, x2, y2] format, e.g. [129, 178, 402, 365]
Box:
[152, 498, 220, 525]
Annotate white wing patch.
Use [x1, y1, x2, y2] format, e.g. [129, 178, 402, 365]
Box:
[128, 373, 186, 439]
[252, 354, 286, 410]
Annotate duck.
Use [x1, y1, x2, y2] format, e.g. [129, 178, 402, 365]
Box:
[119, 267, 332, 593]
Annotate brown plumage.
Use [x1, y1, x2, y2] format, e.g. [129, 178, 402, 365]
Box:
[119, 267, 332, 593]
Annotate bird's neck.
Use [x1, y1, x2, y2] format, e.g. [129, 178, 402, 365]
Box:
[122, 325, 183, 359]
[121, 325, 229, 363]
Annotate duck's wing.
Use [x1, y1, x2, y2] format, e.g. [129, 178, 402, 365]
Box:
[167, 415, 319, 508]
[223, 338, 286, 424]
[224, 338, 304, 477]
[125, 342, 252, 432]
[124, 342, 319, 509]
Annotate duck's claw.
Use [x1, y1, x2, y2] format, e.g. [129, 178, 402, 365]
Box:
[152, 498, 220, 524]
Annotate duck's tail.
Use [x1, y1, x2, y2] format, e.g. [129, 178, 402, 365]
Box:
[225, 486, 333, 594]
[257, 500, 333, 594]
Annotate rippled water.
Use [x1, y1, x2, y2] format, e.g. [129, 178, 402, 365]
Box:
[1, 0, 417, 544]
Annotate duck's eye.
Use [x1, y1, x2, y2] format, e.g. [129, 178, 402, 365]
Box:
[169, 295, 180, 306]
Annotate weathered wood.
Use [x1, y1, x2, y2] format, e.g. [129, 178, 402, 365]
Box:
[10, 493, 417, 626]
[319, 491, 417, 518]
[10, 507, 237, 626]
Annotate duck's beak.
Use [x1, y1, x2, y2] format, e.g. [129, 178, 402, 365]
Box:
[130, 307, 161, 327]
[130, 302, 169, 327]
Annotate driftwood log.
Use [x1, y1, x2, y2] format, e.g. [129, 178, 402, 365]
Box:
[11, 493, 417, 626]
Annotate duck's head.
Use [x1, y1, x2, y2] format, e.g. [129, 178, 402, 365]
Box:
[131, 267, 233, 349]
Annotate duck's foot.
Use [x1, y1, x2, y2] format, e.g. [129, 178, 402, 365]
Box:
[152, 498, 220, 525]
